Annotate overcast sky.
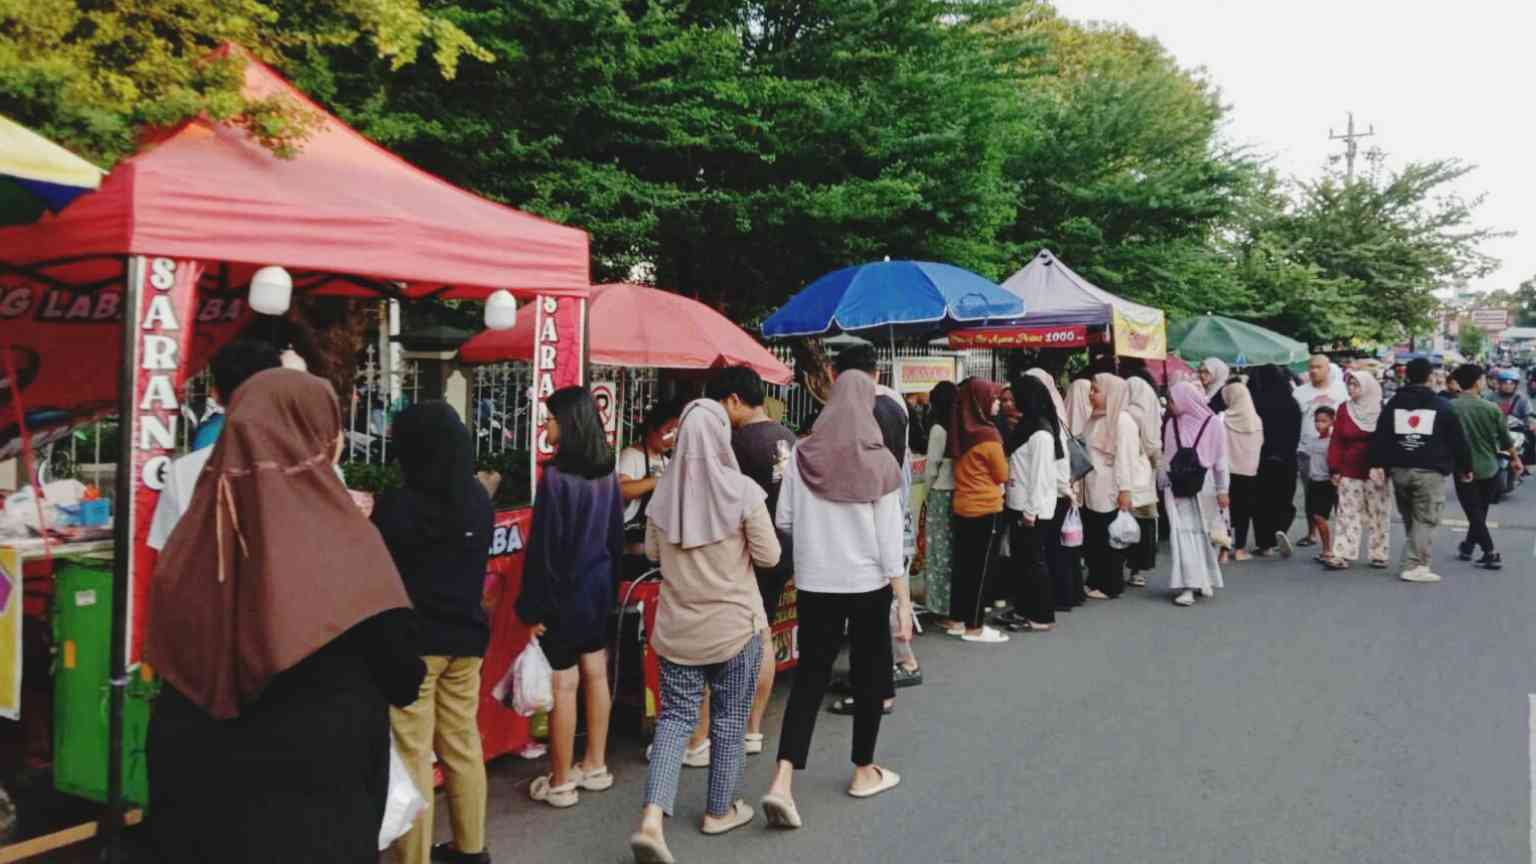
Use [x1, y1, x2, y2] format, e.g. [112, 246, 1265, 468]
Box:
[1050, 0, 1534, 295]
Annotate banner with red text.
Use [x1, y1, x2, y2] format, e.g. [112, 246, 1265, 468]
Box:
[947, 324, 1103, 350]
[529, 296, 586, 498]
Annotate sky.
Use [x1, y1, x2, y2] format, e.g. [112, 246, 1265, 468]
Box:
[1051, 0, 1535, 296]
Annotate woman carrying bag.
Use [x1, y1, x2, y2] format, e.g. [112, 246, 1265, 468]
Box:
[1161, 381, 1230, 607]
[1081, 373, 1153, 599]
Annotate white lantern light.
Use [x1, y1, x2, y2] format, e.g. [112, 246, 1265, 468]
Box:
[249, 266, 293, 315]
[485, 289, 517, 331]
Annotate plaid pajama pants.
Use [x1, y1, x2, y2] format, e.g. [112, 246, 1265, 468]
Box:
[643, 635, 762, 817]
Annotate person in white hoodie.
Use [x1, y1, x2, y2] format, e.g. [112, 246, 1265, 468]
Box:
[759, 367, 910, 829]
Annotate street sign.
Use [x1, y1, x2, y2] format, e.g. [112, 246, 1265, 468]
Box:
[1470, 308, 1509, 331]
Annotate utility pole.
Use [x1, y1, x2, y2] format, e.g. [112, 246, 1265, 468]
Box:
[1329, 111, 1375, 182]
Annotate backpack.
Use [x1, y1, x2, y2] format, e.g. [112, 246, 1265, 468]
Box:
[1166, 416, 1214, 498]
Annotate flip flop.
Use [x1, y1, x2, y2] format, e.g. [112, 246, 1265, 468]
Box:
[628, 832, 676, 864]
[761, 793, 803, 829]
[701, 800, 755, 836]
[848, 766, 902, 799]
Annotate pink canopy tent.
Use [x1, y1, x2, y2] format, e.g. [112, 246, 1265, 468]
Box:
[460, 283, 792, 384]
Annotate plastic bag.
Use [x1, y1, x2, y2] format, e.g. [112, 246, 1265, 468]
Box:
[1108, 510, 1142, 550]
[378, 738, 426, 850]
[510, 637, 554, 717]
[1060, 505, 1084, 548]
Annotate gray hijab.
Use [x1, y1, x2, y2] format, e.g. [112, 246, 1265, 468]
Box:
[796, 371, 901, 503]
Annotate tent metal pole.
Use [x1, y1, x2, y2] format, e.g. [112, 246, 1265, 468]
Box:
[102, 255, 142, 863]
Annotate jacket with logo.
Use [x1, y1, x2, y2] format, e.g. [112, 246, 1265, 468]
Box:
[1367, 384, 1471, 476]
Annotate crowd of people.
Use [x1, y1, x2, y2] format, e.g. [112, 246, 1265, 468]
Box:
[135, 335, 1525, 864]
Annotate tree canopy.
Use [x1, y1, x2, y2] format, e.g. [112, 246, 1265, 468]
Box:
[0, 0, 1505, 348]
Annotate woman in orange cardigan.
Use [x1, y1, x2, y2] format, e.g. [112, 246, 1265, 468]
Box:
[948, 378, 1010, 644]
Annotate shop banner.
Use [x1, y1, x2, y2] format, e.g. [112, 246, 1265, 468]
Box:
[0, 547, 19, 720]
[0, 257, 247, 462]
[477, 507, 534, 761]
[947, 324, 1100, 350]
[893, 356, 959, 395]
[127, 257, 204, 663]
[529, 296, 586, 498]
[1111, 307, 1167, 360]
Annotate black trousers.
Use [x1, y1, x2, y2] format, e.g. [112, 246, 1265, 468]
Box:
[1082, 509, 1126, 598]
[777, 586, 893, 769]
[951, 513, 1000, 629]
[1455, 475, 1499, 554]
[1007, 512, 1057, 624]
[1229, 473, 1258, 550]
[1128, 515, 1158, 573]
[1254, 457, 1299, 550]
[1049, 498, 1081, 609]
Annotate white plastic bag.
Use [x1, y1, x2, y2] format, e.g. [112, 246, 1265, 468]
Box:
[1108, 510, 1142, 550]
[510, 637, 554, 717]
[1060, 505, 1084, 548]
[378, 739, 426, 850]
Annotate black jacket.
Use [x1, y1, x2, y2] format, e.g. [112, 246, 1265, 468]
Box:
[372, 486, 494, 658]
[1368, 384, 1472, 476]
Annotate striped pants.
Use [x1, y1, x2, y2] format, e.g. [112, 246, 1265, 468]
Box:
[644, 635, 761, 817]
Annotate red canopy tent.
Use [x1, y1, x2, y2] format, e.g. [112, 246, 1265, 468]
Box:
[460, 283, 793, 384]
[0, 45, 590, 852]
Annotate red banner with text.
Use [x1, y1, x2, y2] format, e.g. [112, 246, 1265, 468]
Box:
[948, 323, 1104, 350]
[529, 295, 586, 498]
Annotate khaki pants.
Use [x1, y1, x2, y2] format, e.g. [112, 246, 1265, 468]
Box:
[1391, 467, 1447, 573]
[389, 656, 487, 864]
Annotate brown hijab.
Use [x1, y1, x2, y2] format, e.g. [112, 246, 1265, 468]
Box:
[949, 377, 1002, 459]
[796, 370, 901, 503]
[145, 369, 410, 719]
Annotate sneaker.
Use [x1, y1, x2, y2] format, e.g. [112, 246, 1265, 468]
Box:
[432, 843, 491, 864]
[1457, 542, 1475, 562]
[1478, 552, 1503, 570]
[1173, 590, 1195, 607]
[1275, 532, 1293, 559]
[1399, 567, 1442, 583]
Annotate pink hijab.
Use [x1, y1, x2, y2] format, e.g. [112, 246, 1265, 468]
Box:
[796, 371, 901, 503]
[1164, 381, 1224, 468]
[1088, 373, 1130, 457]
[648, 399, 765, 549]
[1025, 368, 1068, 428]
[1064, 379, 1093, 437]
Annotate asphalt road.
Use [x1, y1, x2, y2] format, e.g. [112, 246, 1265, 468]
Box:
[465, 481, 1536, 864]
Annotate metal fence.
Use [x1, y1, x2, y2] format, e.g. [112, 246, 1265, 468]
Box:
[343, 344, 422, 464]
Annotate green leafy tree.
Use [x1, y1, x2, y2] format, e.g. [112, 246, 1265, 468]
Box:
[996, 7, 1258, 317]
[293, 0, 1026, 317]
[1458, 319, 1488, 359]
[0, 0, 489, 165]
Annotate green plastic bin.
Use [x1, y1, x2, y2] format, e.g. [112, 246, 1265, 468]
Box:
[51, 554, 157, 807]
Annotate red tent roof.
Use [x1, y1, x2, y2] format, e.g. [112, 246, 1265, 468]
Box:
[0, 45, 588, 299]
[460, 283, 793, 384]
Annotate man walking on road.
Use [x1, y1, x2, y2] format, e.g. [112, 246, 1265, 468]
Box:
[1369, 358, 1472, 584]
[1448, 364, 1521, 570]
[1293, 354, 1347, 547]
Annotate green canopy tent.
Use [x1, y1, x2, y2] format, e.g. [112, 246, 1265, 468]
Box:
[1168, 314, 1309, 368]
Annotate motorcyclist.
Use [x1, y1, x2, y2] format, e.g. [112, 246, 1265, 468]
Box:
[1491, 369, 1534, 471]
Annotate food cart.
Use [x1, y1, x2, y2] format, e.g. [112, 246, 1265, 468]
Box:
[460, 282, 796, 732]
[0, 44, 590, 860]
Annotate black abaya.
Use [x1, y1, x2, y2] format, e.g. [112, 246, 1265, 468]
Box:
[149, 610, 423, 864]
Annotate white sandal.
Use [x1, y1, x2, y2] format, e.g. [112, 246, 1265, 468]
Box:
[744, 733, 765, 755]
[529, 774, 579, 808]
[960, 626, 1009, 644]
[571, 763, 614, 791]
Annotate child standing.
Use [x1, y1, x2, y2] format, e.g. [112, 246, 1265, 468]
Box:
[1306, 406, 1337, 564]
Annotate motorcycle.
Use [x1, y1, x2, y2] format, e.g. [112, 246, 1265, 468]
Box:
[1496, 417, 1527, 501]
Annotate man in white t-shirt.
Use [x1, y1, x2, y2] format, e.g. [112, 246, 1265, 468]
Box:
[1292, 354, 1347, 547]
[617, 400, 682, 555]
[146, 340, 282, 551]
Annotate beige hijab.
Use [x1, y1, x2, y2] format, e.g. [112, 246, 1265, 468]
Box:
[1220, 381, 1264, 476]
[796, 371, 901, 503]
[1064, 379, 1093, 438]
[1126, 377, 1162, 460]
[1088, 373, 1130, 458]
